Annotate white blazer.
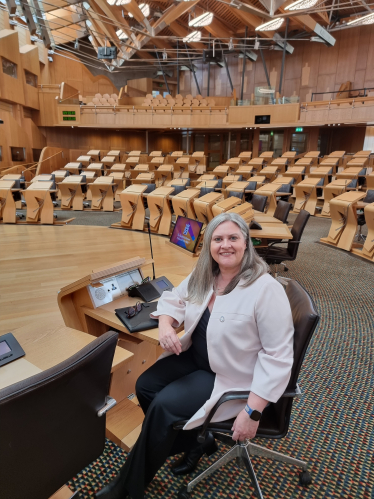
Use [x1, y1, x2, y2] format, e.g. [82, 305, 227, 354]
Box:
[151, 272, 294, 430]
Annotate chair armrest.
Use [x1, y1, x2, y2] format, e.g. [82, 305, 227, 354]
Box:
[97, 396, 117, 417]
[197, 385, 302, 442]
[262, 240, 302, 259]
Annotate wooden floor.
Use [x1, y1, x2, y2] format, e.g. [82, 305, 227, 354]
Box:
[0, 225, 195, 336]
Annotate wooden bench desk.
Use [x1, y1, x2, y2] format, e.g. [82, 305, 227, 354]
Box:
[0, 179, 21, 223]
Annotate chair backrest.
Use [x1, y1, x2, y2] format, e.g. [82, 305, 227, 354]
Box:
[287, 209, 310, 258]
[251, 194, 267, 212]
[247, 181, 257, 191]
[171, 184, 186, 195]
[273, 200, 292, 223]
[347, 179, 358, 189]
[363, 189, 374, 203]
[257, 280, 319, 439]
[276, 183, 292, 194]
[228, 190, 244, 200]
[199, 187, 215, 197]
[0, 331, 118, 499]
[216, 179, 223, 188]
[141, 183, 157, 194]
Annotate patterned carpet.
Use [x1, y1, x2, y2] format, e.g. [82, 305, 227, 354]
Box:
[68, 214, 374, 499]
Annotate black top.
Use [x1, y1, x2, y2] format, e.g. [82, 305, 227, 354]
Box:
[190, 307, 213, 373]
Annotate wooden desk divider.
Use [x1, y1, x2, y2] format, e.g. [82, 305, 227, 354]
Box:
[110, 164, 129, 173]
[0, 179, 18, 223]
[149, 151, 162, 157]
[212, 196, 242, 217]
[222, 174, 242, 188]
[238, 151, 252, 164]
[353, 150, 371, 158]
[193, 192, 223, 224]
[254, 183, 282, 216]
[150, 157, 165, 168]
[132, 165, 152, 178]
[118, 184, 148, 230]
[155, 165, 173, 186]
[260, 151, 274, 159]
[346, 157, 368, 168]
[166, 153, 189, 168]
[320, 179, 351, 217]
[147, 186, 175, 235]
[87, 150, 101, 161]
[107, 150, 121, 161]
[213, 165, 230, 178]
[304, 151, 320, 165]
[131, 172, 155, 185]
[227, 202, 254, 223]
[309, 166, 333, 186]
[319, 157, 340, 174]
[336, 167, 363, 180]
[64, 162, 83, 175]
[59, 175, 86, 210]
[283, 166, 305, 184]
[225, 158, 241, 170]
[352, 202, 374, 261]
[270, 157, 288, 174]
[86, 163, 105, 176]
[225, 180, 250, 198]
[327, 150, 346, 168]
[293, 177, 322, 215]
[367, 172, 374, 190]
[174, 157, 190, 178]
[259, 166, 280, 182]
[247, 157, 266, 172]
[23, 181, 55, 224]
[295, 157, 315, 174]
[102, 156, 117, 169]
[170, 151, 184, 156]
[53, 170, 69, 182]
[125, 157, 140, 169]
[320, 191, 366, 251]
[128, 150, 142, 156]
[76, 156, 92, 167]
[171, 188, 200, 219]
[30, 174, 54, 183]
[89, 176, 116, 211]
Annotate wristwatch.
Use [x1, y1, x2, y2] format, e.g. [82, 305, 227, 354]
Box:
[244, 404, 262, 421]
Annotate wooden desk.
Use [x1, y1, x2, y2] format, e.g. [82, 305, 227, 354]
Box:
[254, 183, 282, 216]
[254, 214, 283, 224]
[23, 181, 56, 224]
[0, 179, 19, 223]
[320, 179, 351, 218]
[294, 177, 322, 215]
[366, 172, 374, 190]
[352, 202, 374, 261]
[250, 224, 293, 241]
[172, 189, 200, 219]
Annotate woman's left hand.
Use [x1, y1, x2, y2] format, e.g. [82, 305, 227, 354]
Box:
[231, 410, 259, 441]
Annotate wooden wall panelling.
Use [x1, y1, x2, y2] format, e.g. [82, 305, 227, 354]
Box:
[0, 30, 25, 105]
[364, 28, 374, 84]
[20, 45, 40, 110]
[335, 29, 360, 85]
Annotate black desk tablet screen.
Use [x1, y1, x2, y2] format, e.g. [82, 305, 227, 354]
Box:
[128, 276, 173, 302]
[0, 332, 26, 367]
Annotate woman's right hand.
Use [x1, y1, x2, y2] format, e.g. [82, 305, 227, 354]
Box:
[159, 315, 182, 355]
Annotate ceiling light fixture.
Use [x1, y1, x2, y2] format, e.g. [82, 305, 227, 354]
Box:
[107, 0, 116, 5]
[188, 11, 213, 27]
[256, 18, 284, 31]
[116, 28, 128, 39]
[83, 1, 91, 9]
[128, 12, 133, 17]
[347, 12, 374, 26]
[116, 0, 131, 4]
[285, 0, 318, 10]
[139, 3, 150, 17]
[183, 30, 201, 43]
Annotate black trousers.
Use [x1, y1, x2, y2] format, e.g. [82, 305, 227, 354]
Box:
[119, 348, 216, 499]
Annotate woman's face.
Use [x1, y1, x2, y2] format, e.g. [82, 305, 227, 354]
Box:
[210, 221, 247, 272]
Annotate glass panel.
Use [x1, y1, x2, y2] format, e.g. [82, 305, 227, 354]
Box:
[208, 152, 220, 170]
[11, 147, 26, 161]
[290, 133, 307, 155]
[194, 134, 205, 151]
[181, 133, 191, 154]
[259, 132, 271, 154]
[208, 134, 220, 150]
[254, 86, 275, 105]
[258, 132, 283, 157]
[32, 149, 43, 162]
[222, 133, 229, 163]
[240, 133, 250, 152]
[25, 70, 37, 87]
[152, 90, 160, 98]
[2, 58, 17, 78]
[273, 132, 284, 158]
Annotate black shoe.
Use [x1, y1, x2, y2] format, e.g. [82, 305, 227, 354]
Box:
[171, 432, 218, 476]
[94, 470, 129, 499]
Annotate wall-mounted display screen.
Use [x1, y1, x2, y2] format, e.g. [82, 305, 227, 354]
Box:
[255, 115, 271, 125]
[170, 216, 203, 253]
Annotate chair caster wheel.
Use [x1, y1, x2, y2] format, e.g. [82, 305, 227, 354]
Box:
[178, 486, 191, 499]
[299, 470, 312, 486]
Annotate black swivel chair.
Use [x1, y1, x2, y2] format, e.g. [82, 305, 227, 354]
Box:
[175, 280, 320, 499]
[276, 183, 293, 202]
[244, 181, 258, 202]
[227, 190, 244, 200]
[0, 331, 118, 499]
[356, 189, 374, 242]
[199, 187, 215, 197]
[273, 200, 292, 224]
[256, 209, 310, 279]
[170, 184, 187, 196]
[251, 194, 267, 213]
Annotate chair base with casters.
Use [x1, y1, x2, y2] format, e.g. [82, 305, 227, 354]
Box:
[174, 279, 319, 499]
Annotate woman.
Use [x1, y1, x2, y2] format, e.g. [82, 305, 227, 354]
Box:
[95, 212, 294, 499]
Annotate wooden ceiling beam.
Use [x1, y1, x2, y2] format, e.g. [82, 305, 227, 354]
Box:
[89, 0, 134, 41]
[168, 21, 206, 50]
[192, 6, 234, 38]
[153, 0, 200, 30]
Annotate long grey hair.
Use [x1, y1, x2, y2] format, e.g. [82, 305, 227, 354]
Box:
[187, 212, 269, 304]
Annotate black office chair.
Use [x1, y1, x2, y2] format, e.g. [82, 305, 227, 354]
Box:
[251, 194, 267, 212]
[170, 184, 187, 196]
[356, 189, 374, 242]
[276, 183, 293, 202]
[256, 209, 310, 279]
[174, 280, 320, 499]
[228, 190, 244, 200]
[244, 181, 258, 202]
[142, 183, 157, 194]
[199, 187, 215, 197]
[0, 330, 118, 499]
[273, 200, 292, 224]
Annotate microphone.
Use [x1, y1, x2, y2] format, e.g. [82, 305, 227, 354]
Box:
[147, 221, 156, 280]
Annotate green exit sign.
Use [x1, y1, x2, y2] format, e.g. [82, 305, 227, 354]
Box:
[63, 111, 76, 116]
[295, 127, 303, 132]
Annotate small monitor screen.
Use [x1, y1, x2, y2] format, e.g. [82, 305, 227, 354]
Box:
[0, 341, 11, 356]
[157, 280, 169, 290]
[170, 217, 203, 253]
